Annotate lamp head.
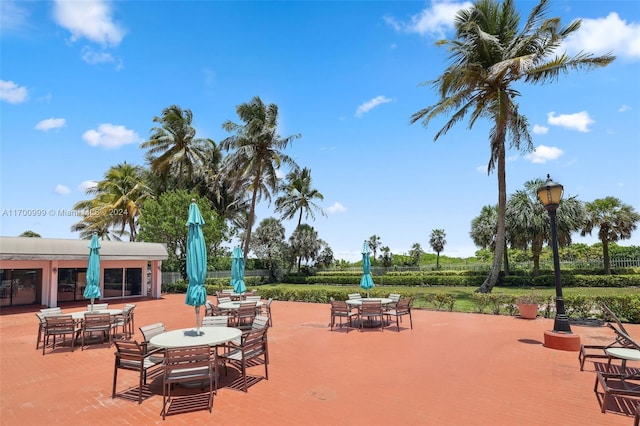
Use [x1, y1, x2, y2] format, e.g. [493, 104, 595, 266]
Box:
[537, 174, 563, 210]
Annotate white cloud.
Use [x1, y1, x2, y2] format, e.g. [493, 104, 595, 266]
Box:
[525, 145, 563, 164]
[0, 80, 28, 103]
[53, 0, 125, 47]
[326, 202, 346, 214]
[384, 1, 472, 38]
[533, 124, 549, 135]
[79, 180, 98, 192]
[618, 105, 631, 112]
[1, 0, 30, 32]
[55, 184, 70, 195]
[562, 13, 640, 60]
[82, 123, 140, 149]
[355, 96, 392, 118]
[81, 47, 114, 64]
[35, 117, 66, 131]
[547, 111, 594, 133]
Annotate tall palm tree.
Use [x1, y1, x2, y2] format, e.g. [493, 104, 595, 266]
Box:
[289, 224, 324, 275]
[507, 178, 585, 275]
[469, 204, 511, 273]
[220, 96, 301, 262]
[367, 235, 382, 261]
[581, 197, 640, 274]
[429, 229, 447, 269]
[275, 167, 326, 227]
[71, 162, 150, 241]
[410, 0, 614, 292]
[141, 105, 213, 189]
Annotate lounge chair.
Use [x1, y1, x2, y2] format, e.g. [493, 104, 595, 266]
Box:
[579, 303, 633, 371]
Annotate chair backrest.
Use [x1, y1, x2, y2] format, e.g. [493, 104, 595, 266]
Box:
[114, 339, 145, 360]
[601, 303, 631, 335]
[238, 328, 268, 357]
[360, 300, 382, 314]
[607, 323, 640, 350]
[45, 315, 76, 332]
[237, 302, 257, 316]
[251, 315, 270, 331]
[83, 312, 112, 329]
[245, 295, 261, 302]
[87, 303, 109, 311]
[388, 293, 401, 302]
[40, 307, 63, 315]
[348, 293, 362, 300]
[331, 300, 350, 313]
[139, 322, 166, 342]
[164, 345, 212, 375]
[221, 289, 234, 294]
[202, 316, 229, 327]
[395, 298, 411, 312]
[217, 296, 232, 304]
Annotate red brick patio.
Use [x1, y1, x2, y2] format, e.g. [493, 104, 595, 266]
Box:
[1, 294, 638, 425]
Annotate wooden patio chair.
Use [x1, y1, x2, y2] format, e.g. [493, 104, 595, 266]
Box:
[348, 293, 362, 300]
[161, 345, 215, 419]
[594, 323, 640, 413]
[358, 300, 384, 332]
[139, 322, 167, 356]
[579, 303, 634, 370]
[36, 307, 63, 349]
[218, 328, 268, 392]
[384, 297, 413, 332]
[234, 301, 258, 330]
[330, 300, 357, 331]
[113, 304, 136, 339]
[260, 298, 274, 326]
[112, 340, 163, 404]
[42, 315, 79, 355]
[81, 312, 114, 349]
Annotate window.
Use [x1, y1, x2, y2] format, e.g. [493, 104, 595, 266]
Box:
[0, 269, 41, 306]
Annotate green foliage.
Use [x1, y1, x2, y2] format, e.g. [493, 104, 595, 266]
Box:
[138, 190, 228, 277]
[424, 293, 456, 311]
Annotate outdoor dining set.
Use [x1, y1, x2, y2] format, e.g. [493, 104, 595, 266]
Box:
[329, 293, 414, 332]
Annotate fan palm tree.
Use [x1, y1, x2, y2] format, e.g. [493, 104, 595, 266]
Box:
[429, 229, 447, 269]
[141, 105, 213, 188]
[410, 0, 614, 292]
[507, 178, 585, 275]
[367, 235, 382, 261]
[220, 96, 301, 262]
[581, 197, 640, 274]
[275, 167, 326, 227]
[71, 162, 150, 241]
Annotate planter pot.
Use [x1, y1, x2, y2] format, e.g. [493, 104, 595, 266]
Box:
[517, 303, 538, 319]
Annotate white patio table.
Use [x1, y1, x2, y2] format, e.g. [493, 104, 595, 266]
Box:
[69, 308, 123, 321]
[218, 300, 263, 311]
[149, 327, 242, 349]
[345, 298, 393, 307]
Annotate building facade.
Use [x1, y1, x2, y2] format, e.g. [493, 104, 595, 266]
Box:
[0, 237, 168, 308]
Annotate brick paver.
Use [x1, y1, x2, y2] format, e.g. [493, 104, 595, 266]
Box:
[1, 294, 637, 425]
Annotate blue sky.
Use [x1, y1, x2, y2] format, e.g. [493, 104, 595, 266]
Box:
[1, 0, 639, 262]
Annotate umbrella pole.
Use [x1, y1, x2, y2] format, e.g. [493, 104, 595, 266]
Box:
[195, 305, 200, 334]
[90, 298, 94, 312]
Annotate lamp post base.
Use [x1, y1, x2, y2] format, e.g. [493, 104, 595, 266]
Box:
[543, 330, 581, 352]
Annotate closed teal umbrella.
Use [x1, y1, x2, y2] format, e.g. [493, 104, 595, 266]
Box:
[84, 234, 102, 311]
[360, 241, 375, 297]
[231, 246, 246, 295]
[185, 200, 208, 333]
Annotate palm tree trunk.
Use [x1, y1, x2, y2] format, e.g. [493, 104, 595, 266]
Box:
[436, 252, 440, 269]
[297, 209, 303, 227]
[243, 173, 261, 264]
[603, 239, 611, 275]
[502, 241, 510, 276]
[478, 145, 506, 293]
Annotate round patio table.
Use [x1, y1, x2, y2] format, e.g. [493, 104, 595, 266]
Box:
[69, 309, 123, 321]
[149, 327, 242, 349]
[345, 298, 393, 306]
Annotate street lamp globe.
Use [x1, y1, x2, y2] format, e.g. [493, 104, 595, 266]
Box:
[537, 174, 564, 209]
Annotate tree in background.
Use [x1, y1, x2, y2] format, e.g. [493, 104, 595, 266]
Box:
[288, 224, 324, 275]
[410, 0, 614, 292]
[429, 229, 447, 269]
[72, 162, 150, 241]
[408, 243, 424, 266]
[141, 105, 213, 190]
[221, 96, 301, 263]
[581, 197, 640, 274]
[19, 230, 41, 237]
[250, 217, 288, 282]
[367, 235, 382, 264]
[137, 190, 228, 278]
[379, 246, 392, 267]
[315, 246, 334, 269]
[275, 167, 326, 227]
[507, 178, 585, 275]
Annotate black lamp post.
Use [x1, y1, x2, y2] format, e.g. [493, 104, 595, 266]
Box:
[537, 174, 572, 333]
